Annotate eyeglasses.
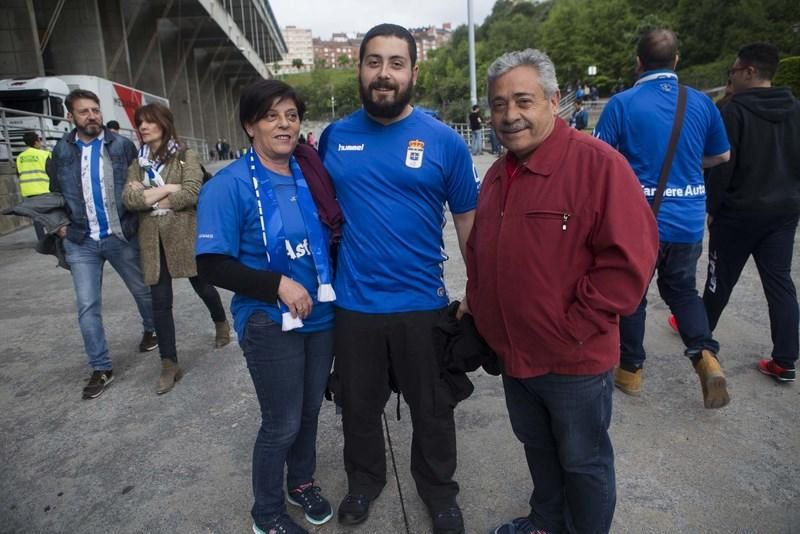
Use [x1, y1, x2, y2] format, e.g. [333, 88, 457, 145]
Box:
[727, 66, 750, 77]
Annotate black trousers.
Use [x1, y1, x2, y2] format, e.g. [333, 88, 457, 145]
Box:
[151, 245, 226, 360]
[703, 213, 799, 368]
[333, 307, 459, 511]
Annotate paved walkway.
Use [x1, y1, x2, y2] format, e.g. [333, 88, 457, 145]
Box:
[1, 154, 798, 533]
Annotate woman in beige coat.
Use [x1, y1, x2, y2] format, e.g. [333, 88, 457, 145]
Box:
[123, 102, 230, 394]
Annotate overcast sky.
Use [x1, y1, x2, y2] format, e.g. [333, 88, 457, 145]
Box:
[268, 0, 498, 39]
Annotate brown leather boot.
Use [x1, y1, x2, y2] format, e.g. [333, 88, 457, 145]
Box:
[614, 367, 642, 396]
[693, 350, 730, 409]
[214, 320, 231, 348]
[157, 359, 183, 395]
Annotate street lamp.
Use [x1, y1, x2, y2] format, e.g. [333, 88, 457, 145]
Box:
[330, 95, 336, 120]
[467, 0, 477, 106]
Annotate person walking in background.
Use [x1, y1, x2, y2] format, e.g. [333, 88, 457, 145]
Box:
[122, 102, 230, 395]
[197, 79, 341, 534]
[306, 131, 316, 149]
[469, 104, 483, 155]
[47, 89, 157, 400]
[568, 100, 588, 130]
[16, 131, 51, 239]
[465, 48, 658, 534]
[319, 23, 477, 534]
[704, 43, 800, 384]
[594, 28, 731, 408]
[106, 120, 120, 134]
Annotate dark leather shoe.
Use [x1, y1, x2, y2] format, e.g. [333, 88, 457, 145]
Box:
[432, 504, 464, 534]
[337, 494, 370, 525]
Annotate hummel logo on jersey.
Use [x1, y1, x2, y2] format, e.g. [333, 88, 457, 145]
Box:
[338, 143, 365, 151]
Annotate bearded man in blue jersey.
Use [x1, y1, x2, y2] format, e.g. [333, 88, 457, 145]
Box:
[594, 28, 731, 409]
[318, 23, 478, 534]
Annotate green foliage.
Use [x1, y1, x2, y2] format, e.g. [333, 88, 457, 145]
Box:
[414, 0, 798, 111]
[284, 68, 360, 120]
[774, 57, 800, 96]
[677, 57, 733, 90]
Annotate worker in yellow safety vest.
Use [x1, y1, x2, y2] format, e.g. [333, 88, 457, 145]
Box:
[16, 131, 52, 238]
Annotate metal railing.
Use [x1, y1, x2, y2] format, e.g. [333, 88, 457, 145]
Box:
[1, 106, 210, 164]
[449, 94, 607, 149]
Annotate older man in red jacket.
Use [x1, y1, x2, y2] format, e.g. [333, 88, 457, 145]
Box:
[463, 49, 659, 534]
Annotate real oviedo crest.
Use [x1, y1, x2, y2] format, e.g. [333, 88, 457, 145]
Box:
[405, 139, 425, 169]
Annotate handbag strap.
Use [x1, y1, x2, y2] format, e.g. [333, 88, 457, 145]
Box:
[651, 84, 687, 217]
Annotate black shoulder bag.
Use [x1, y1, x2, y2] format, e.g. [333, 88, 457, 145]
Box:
[650, 84, 687, 216]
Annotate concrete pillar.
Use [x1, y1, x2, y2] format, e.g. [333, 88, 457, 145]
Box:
[127, 5, 167, 98]
[185, 49, 203, 140]
[0, 0, 44, 78]
[159, 19, 193, 140]
[41, 0, 107, 77]
[99, 0, 132, 84]
[186, 49, 209, 142]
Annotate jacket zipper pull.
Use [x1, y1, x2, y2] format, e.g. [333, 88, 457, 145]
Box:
[562, 213, 569, 231]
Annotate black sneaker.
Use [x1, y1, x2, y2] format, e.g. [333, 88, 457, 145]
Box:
[138, 331, 158, 352]
[492, 517, 551, 534]
[337, 493, 370, 526]
[82, 370, 114, 399]
[252, 513, 308, 534]
[432, 504, 465, 534]
[287, 482, 333, 525]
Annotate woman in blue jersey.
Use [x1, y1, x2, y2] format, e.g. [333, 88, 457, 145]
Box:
[195, 79, 341, 534]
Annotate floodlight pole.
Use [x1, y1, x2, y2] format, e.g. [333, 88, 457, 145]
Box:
[468, 0, 477, 106]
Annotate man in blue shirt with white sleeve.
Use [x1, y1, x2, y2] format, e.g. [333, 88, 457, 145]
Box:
[594, 28, 731, 409]
[319, 23, 477, 534]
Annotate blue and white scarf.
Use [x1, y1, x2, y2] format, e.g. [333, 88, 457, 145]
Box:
[138, 139, 180, 186]
[138, 139, 180, 215]
[248, 147, 336, 331]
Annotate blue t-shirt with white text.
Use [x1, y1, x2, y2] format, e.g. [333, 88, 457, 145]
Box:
[594, 71, 729, 243]
[195, 157, 334, 338]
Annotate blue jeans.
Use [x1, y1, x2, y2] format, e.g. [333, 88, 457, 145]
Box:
[471, 129, 483, 155]
[503, 371, 615, 533]
[240, 312, 334, 525]
[63, 235, 154, 370]
[620, 240, 720, 369]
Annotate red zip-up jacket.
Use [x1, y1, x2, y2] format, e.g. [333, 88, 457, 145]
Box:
[466, 119, 658, 379]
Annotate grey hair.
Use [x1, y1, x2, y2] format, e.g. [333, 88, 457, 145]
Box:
[487, 49, 559, 98]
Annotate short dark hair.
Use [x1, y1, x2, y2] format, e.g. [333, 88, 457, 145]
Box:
[22, 131, 39, 147]
[238, 79, 305, 141]
[636, 28, 679, 71]
[737, 43, 780, 81]
[359, 23, 417, 67]
[106, 120, 120, 130]
[65, 89, 100, 113]
[472, 105, 479, 111]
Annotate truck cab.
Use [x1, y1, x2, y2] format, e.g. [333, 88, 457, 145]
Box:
[0, 77, 71, 160]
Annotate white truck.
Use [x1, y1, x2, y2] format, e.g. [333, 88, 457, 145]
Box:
[0, 75, 169, 160]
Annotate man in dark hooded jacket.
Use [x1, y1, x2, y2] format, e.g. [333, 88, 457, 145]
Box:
[704, 42, 800, 384]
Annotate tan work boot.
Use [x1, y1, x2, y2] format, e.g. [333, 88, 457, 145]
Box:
[214, 320, 231, 348]
[157, 359, 183, 395]
[614, 367, 642, 396]
[693, 350, 730, 409]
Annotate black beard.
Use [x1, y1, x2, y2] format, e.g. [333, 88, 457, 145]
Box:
[359, 80, 414, 119]
[77, 121, 102, 138]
